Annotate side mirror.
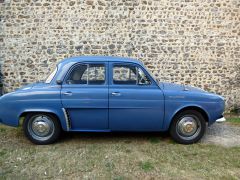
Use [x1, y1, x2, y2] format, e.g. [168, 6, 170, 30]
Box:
[56, 80, 62, 85]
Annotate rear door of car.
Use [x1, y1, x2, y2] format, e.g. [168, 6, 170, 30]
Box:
[108, 62, 165, 131]
[61, 62, 109, 131]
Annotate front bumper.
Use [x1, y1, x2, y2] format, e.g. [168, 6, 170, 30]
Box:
[216, 116, 226, 123]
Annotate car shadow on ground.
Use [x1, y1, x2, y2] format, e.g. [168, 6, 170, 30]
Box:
[58, 131, 172, 144]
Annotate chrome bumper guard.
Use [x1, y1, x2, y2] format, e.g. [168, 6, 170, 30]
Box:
[216, 117, 226, 123]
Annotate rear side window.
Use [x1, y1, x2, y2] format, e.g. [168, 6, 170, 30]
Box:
[113, 64, 151, 85]
[66, 64, 105, 85]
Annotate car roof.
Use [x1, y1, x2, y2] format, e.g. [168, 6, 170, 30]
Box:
[58, 56, 143, 66]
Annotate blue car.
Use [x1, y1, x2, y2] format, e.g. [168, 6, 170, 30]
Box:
[0, 56, 225, 145]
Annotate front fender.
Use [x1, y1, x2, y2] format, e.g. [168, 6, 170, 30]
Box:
[163, 101, 223, 130]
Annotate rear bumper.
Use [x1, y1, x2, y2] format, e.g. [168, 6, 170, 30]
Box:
[216, 116, 226, 123]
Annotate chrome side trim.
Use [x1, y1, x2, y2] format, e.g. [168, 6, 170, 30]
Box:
[62, 108, 70, 131]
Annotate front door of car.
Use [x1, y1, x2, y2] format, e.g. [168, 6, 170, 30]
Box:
[61, 62, 108, 130]
[109, 62, 164, 131]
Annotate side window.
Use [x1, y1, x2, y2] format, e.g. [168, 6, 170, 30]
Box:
[113, 65, 151, 85]
[66, 64, 105, 85]
[113, 65, 137, 85]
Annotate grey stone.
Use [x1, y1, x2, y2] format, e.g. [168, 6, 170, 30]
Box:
[0, 0, 239, 111]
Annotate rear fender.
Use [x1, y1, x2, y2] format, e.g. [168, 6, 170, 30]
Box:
[18, 108, 68, 131]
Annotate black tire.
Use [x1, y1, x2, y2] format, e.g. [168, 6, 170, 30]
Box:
[23, 113, 61, 145]
[170, 110, 206, 144]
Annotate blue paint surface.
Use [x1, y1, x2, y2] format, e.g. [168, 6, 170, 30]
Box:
[0, 56, 225, 132]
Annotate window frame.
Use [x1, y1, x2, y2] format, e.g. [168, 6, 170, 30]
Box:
[111, 63, 152, 86]
[45, 66, 58, 84]
[63, 62, 107, 86]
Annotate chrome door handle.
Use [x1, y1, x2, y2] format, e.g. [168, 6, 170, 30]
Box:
[111, 92, 121, 96]
[63, 91, 72, 96]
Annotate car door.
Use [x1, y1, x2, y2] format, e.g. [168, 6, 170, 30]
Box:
[61, 62, 109, 130]
[109, 62, 164, 131]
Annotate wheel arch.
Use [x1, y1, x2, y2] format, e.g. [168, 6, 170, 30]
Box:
[168, 106, 209, 130]
[19, 110, 65, 130]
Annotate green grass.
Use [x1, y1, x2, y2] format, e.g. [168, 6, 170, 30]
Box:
[148, 137, 160, 144]
[0, 149, 7, 157]
[227, 117, 240, 124]
[0, 124, 240, 179]
[139, 161, 154, 171]
[113, 176, 125, 180]
[0, 127, 6, 132]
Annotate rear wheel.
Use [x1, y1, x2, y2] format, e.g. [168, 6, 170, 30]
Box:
[170, 110, 206, 144]
[23, 113, 61, 145]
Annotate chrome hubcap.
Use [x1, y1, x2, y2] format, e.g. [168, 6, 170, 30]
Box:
[32, 119, 50, 136]
[177, 116, 201, 140]
[28, 115, 55, 141]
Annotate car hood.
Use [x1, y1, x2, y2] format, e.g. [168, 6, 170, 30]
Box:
[160, 82, 206, 93]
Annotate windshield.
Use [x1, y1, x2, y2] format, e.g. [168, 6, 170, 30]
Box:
[45, 67, 57, 83]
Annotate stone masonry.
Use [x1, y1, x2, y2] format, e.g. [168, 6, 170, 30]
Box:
[0, 0, 239, 110]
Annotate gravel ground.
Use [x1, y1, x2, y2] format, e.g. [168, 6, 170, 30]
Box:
[201, 122, 240, 147]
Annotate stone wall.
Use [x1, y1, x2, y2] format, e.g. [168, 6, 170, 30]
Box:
[0, 0, 239, 110]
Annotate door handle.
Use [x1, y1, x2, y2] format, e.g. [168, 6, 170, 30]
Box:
[63, 91, 72, 96]
[111, 92, 121, 96]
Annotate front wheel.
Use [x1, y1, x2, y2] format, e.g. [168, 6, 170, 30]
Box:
[170, 110, 206, 144]
[23, 113, 61, 145]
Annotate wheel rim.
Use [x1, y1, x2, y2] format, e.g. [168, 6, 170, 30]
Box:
[28, 115, 55, 141]
[176, 115, 201, 141]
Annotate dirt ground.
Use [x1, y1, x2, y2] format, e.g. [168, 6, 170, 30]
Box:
[201, 122, 240, 147]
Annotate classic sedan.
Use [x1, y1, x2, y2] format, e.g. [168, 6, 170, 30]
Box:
[0, 56, 225, 144]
